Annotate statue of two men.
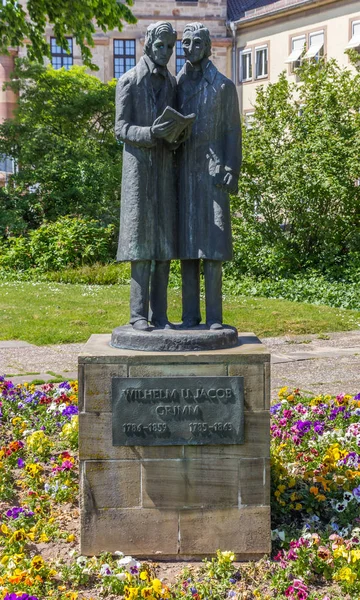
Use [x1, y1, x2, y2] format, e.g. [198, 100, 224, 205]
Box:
[115, 21, 241, 332]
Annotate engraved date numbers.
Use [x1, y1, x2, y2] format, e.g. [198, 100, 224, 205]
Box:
[189, 422, 233, 433]
[123, 423, 168, 434]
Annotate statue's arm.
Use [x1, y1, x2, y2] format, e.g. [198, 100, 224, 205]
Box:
[115, 77, 156, 148]
[223, 82, 242, 178]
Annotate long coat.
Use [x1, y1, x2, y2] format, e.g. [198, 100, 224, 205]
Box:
[177, 60, 241, 261]
[115, 56, 177, 261]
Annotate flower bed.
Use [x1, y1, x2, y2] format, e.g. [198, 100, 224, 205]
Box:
[0, 377, 359, 599]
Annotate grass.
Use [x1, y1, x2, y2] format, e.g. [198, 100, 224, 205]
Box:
[0, 281, 359, 345]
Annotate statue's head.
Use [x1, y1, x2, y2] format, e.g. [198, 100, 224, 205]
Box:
[144, 21, 177, 67]
[182, 22, 212, 65]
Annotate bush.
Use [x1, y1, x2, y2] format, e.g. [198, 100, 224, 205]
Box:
[234, 56, 360, 279]
[0, 217, 115, 271]
[225, 272, 360, 311]
[0, 61, 122, 236]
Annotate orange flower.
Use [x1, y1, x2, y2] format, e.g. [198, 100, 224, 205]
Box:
[310, 486, 319, 496]
[318, 546, 331, 560]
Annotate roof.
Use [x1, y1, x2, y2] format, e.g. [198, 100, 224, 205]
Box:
[227, 0, 314, 23]
[227, 0, 278, 22]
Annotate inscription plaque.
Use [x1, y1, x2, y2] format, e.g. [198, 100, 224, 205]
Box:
[112, 376, 244, 446]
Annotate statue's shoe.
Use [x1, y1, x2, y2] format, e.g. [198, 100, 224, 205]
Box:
[207, 322, 223, 330]
[151, 320, 175, 330]
[132, 319, 151, 331]
[179, 320, 200, 329]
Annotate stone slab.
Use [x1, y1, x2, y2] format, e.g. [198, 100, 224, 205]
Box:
[83, 363, 127, 412]
[238, 458, 270, 506]
[129, 363, 227, 378]
[142, 458, 239, 508]
[84, 461, 141, 508]
[78, 334, 270, 364]
[0, 340, 34, 348]
[179, 507, 271, 555]
[111, 324, 238, 352]
[81, 508, 179, 556]
[228, 363, 265, 410]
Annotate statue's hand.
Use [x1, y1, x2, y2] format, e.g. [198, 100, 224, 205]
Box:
[223, 172, 238, 194]
[151, 119, 178, 139]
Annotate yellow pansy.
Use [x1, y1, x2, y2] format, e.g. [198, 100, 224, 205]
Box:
[152, 579, 163, 594]
[31, 555, 45, 570]
[25, 463, 43, 477]
[334, 567, 357, 583]
[278, 386, 288, 398]
[350, 549, 360, 563]
[333, 545, 348, 560]
[9, 528, 27, 542]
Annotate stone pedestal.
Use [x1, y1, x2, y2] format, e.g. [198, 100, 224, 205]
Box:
[79, 333, 271, 559]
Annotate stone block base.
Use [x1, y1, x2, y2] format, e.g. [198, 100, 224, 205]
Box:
[79, 333, 271, 558]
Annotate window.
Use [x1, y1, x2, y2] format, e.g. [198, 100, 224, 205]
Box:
[285, 35, 306, 70]
[244, 111, 255, 129]
[0, 155, 14, 173]
[176, 40, 186, 75]
[114, 39, 136, 79]
[255, 46, 268, 79]
[50, 37, 73, 70]
[239, 49, 252, 82]
[304, 31, 324, 61]
[347, 20, 360, 50]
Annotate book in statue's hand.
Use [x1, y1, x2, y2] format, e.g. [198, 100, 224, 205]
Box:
[155, 106, 196, 143]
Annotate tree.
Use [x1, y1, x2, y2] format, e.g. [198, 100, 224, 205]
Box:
[232, 55, 360, 278]
[0, 0, 136, 68]
[0, 59, 122, 236]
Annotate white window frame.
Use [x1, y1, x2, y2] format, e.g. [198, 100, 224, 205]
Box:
[255, 45, 268, 79]
[239, 48, 252, 82]
[346, 20, 360, 50]
[285, 35, 306, 70]
[244, 111, 255, 129]
[304, 30, 324, 61]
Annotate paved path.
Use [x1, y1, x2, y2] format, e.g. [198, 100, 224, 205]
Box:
[1, 330, 359, 397]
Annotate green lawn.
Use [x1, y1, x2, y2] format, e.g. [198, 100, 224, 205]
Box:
[0, 281, 359, 345]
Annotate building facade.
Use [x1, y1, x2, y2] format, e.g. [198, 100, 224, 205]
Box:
[1, 0, 360, 127]
[229, 0, 360, 114]
[16, 0, 231, 85]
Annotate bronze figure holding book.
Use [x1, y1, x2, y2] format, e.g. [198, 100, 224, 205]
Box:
[115, 21, 194, 331]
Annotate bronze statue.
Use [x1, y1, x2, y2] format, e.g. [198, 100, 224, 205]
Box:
[115, 21, 178, 331]
[177, 23, 242, 330]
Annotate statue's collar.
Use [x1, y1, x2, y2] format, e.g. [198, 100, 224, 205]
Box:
[184, 58, 216, 84]
[137, 55, 169, 83]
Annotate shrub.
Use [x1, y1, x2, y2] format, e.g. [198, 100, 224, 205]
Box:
[0, 217, 115, 271]
[234, 57, 360, 279]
